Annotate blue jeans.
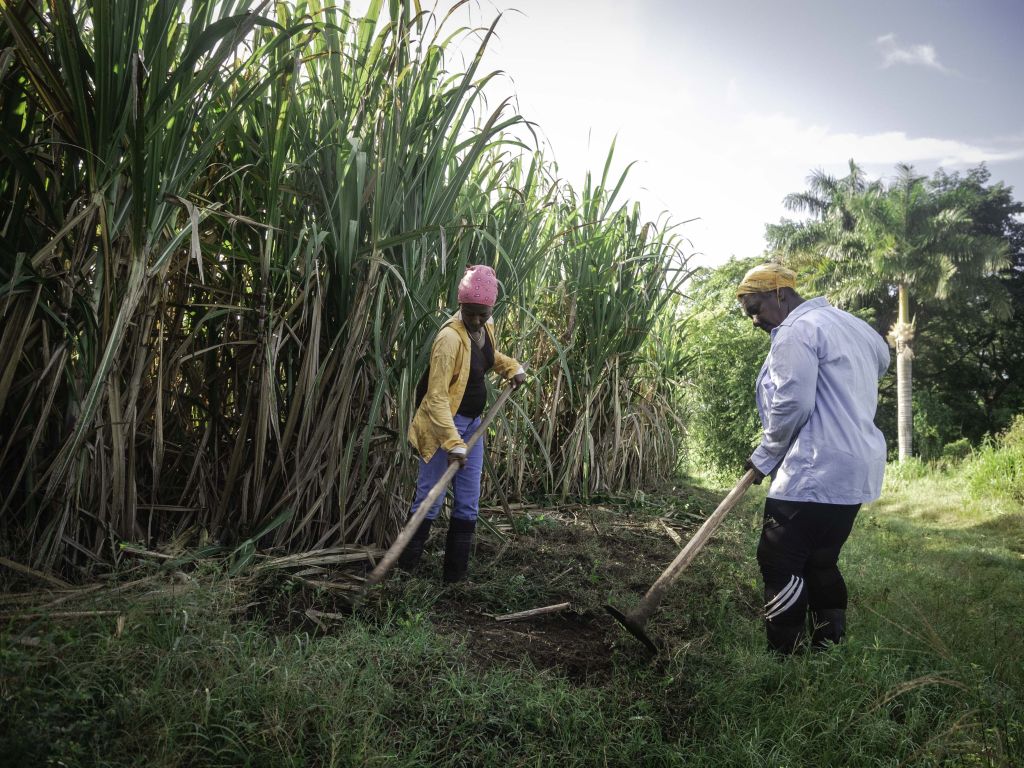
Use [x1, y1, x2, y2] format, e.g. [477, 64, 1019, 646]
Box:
[411, 413, 484, 522]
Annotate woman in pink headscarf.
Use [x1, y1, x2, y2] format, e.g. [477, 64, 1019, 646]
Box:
[401, 265, 527, 582]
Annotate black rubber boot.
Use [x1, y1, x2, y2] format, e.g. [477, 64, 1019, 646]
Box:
[766, 619, 806, 655]
[809, 608, 846, 649]
[397, 517, 433, 572]
[443, 517, 476, 583]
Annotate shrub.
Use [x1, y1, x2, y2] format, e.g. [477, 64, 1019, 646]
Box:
[912, 389, 962, 461]
[679, 258, 765, 475]
[883, 456, 932, 492]
[940, 437, 972, 462]
[1001, 412, 1024, 449]
[964, 414, 1024, 504]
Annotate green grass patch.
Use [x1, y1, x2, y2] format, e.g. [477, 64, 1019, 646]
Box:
[2, 470, 1021, 767]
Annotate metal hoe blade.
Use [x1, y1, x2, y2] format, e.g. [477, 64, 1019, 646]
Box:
[605, 604, 659, 655]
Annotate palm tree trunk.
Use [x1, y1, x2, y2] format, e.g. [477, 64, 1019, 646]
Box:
[894, 284, 914, 461]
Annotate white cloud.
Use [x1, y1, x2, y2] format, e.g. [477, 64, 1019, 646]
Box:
[738, 114, 1024, 166]
[875, 33, 950, 73]
[342, 2, 1023, 268]
[593, 110, 1024, 268]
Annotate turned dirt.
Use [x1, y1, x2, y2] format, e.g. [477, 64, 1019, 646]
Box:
[397, 499, 754, 684]
[247, 491, 760, 686]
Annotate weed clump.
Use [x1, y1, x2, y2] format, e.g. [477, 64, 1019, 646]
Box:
[964, 414, 1024, 504]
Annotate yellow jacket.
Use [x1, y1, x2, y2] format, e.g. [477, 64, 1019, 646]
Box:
[408, 313, 522, 461]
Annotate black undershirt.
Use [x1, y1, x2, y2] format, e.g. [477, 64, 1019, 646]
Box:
[457, 332, 494, 417]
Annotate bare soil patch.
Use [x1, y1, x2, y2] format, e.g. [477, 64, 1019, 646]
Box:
[394, 503, 726, 683]
[432, 606, 615, 683]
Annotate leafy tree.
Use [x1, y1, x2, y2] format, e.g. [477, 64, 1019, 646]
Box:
[678, 257, 765, 475]
[914, 167, 1024, 440]
[768, 162, 1010, 460]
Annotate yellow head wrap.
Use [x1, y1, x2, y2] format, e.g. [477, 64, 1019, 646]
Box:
[736, 263, 797, 297]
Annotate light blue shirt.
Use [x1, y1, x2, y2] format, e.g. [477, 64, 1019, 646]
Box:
[750, 297, 891, 504]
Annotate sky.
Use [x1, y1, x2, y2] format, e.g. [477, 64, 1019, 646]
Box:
[423, 0, 1024, 268]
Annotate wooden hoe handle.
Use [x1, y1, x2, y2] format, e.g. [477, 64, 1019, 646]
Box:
[632, 468, 756, 623]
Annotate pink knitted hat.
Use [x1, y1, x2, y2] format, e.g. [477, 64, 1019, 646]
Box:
[457, 264, 498, 306]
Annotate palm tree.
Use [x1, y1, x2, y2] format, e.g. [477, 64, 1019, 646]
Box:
[769, 162, 1009, 461]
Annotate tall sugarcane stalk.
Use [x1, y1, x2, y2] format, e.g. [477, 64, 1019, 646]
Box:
[0, 0, 694, 572]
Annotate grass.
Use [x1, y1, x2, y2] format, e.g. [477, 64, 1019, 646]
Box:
[2, 465, 1021, 767]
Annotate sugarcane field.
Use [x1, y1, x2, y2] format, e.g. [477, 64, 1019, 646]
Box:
[2, 1, 1023, 766]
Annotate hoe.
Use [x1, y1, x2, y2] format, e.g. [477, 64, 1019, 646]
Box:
[606, 469, 756, 654]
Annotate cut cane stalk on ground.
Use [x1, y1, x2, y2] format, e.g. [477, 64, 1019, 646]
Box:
[361, 384, 518, 596]
[494, 602, 572, 622]
[606, 468, 756, 653]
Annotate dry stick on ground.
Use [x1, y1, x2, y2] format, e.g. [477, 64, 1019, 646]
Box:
[659, 519, 683, 547]
[305, 608, 349, 623]
[360, 384, 517, 596]
[13, 635, 54, 649]
[118, 546, 175, 561]
[0, 556, 71, 589]
[35, 584, 105, 611]
[495, 602, 571, 622]
[1, 609, 132, 621]
[581, 506, 602, 536]
[289, 575, 361, 593]
[0, 574, 167, 612]
[1, 606, 195, 621]
[549, 566, 574, 584]
[0, 591, 76, 605]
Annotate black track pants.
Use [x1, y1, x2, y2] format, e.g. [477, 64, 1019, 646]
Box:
[756, 497, 860, 652]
